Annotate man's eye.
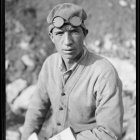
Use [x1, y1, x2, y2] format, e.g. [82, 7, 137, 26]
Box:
[55, 32, 64, 35]
[71, 30, 79, 34]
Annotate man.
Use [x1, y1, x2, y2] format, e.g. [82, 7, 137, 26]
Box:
[21, 3, 124, 140]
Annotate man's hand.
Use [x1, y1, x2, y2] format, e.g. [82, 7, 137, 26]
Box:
[28, 133, 38, 140]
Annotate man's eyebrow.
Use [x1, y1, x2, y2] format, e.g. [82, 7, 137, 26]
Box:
[70, 27, 81, 30]
[53, 29, 64, 33]
[53, 27, 80, 33]
[70, 28, 78, 30]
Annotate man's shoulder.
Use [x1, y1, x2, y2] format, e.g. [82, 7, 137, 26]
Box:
[87, 51, 117, 74]
[43, 52, 59, 65]
[87, 51, 121, 83]
[88, 51, 114, 68]
[39, 53, 60, 72]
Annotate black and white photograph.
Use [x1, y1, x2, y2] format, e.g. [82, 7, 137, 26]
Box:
[5, 0, 136, 140]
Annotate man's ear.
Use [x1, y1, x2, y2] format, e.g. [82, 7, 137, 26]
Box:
[49, 32, 54, 43]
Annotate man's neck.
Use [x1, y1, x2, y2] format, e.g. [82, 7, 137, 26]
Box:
[62, 49, 84, 71]
[62, 59, 75, 71]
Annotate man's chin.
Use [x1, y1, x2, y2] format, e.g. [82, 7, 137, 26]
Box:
[62, 54, 76, 61]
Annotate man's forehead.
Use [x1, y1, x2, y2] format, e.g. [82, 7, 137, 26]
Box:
[53, 25, 79, 32]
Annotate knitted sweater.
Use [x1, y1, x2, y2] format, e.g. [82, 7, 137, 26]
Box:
[21, 50, 124, 140]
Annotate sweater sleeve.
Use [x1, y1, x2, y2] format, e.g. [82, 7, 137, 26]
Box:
[75, 67, 124, 140]
[21, 62, 51, 140]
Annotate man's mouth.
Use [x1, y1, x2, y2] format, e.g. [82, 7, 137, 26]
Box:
[63, 49, 75, 53]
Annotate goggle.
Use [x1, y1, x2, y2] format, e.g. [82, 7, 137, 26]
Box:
[52, 16, 82, 28]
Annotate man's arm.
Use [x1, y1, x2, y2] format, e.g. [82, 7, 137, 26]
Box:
[21, 62, 51, 140]
[76, 68, 124, 140]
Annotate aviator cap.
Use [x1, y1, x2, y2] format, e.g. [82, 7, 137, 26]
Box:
[47, 3, 88, 34]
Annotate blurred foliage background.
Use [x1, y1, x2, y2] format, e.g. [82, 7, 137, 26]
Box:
[5, 0, 136, 140]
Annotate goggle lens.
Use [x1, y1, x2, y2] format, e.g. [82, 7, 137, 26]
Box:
[52, 16, 82, 28]
[70, 16, 82, 26]
[53, 17, 64, 27]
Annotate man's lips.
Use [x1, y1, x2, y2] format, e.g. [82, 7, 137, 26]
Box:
[63, 49, 75, 53]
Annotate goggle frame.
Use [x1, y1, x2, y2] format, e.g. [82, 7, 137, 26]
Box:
[52, 16, 83, 28]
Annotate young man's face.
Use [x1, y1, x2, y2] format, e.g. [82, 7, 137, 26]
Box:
[50, 25, 86, 61]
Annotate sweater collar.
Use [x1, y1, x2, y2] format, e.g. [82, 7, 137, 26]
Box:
[58, 48, 87, 73]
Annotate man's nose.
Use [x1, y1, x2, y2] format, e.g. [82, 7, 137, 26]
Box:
[64, 32, 73, 46]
